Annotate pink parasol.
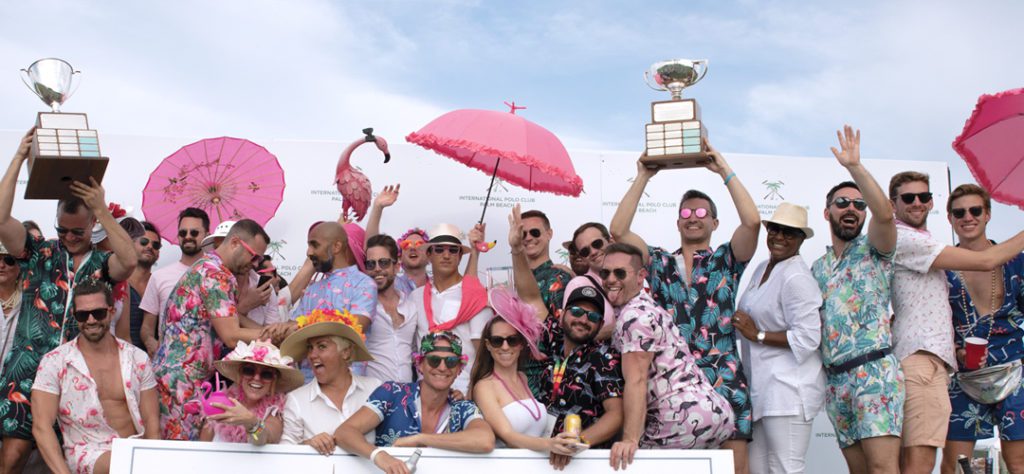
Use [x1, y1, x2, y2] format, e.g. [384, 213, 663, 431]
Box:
[953, 87, 1024, 210]
[142, 137, 285, 244]
[406, 102, 583, 223]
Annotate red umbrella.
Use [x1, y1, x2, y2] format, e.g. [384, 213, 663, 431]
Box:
[142, 137, 285, 244]
[406, 102, 583, 223]
[953, 87, 1024, 210]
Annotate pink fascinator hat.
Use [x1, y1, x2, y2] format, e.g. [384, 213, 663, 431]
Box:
[487, 286, 547, 360]
[343, 223, 367, 271]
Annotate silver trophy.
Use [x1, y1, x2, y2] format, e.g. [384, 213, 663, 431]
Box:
[20, 58, 108, 200]
[641, 59, 711, 169]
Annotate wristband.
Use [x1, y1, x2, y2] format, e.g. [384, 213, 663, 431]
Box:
[723, 172, 736, 185]
[370, 447, 386, 463]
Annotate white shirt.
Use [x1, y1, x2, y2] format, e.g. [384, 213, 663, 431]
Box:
[738, 256, 826, 422]
[366, 292, 418, 383]
[138, 261, 190, 317]
[892, 222, 957, 369]
[281, 373, 382, 445]
[0, 301, 21, 372]
[243, 270, 285, 326]
[411, 280, 494, 393]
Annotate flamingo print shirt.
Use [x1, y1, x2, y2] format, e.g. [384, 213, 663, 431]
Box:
[33, 337, 155, 453]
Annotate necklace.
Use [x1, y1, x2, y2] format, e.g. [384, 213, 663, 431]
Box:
[954, 269, 1000, 342]
[492, 371, 542, 421]
[551, 357, 569, 399]
[0, 288, 20, 314]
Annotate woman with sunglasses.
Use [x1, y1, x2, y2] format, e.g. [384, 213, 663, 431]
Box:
[470, 287, 579, 454]
[732, 203, 825, 474]
[200, 340, 304, 444]
[0, 243, 21, 376]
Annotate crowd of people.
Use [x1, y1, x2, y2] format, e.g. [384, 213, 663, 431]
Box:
[0, 125, 1022, 474]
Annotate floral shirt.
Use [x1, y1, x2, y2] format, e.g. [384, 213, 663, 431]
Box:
[0, 234, 113, 439]
[153, 251, 238, 440]
[291, 265, 377, 319]
[811, 234, 895, 367]
[537, 311, 623, 448]
[32, 337, 155, 461]
[523, 260, 572, 397]
[645, 243, 750, 436]
[948, 251, 1024, 368]
[365, 381, 482, 447]
[614, 291, 735, 448]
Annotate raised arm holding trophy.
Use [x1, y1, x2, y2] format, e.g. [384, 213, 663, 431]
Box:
[21, 58, 108, 199]
[642, 58, 712, 169]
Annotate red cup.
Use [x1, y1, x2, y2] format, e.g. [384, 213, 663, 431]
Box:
[964, 337, 988, 370]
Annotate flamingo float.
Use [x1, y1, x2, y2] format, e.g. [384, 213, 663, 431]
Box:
[335, 128, 391, 221]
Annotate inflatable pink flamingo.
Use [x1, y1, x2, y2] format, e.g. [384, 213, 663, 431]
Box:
[335, 128, 391, 221]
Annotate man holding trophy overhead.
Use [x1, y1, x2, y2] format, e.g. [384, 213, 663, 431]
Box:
[0, 59, 134, 472]
[610, 58, 762, 473]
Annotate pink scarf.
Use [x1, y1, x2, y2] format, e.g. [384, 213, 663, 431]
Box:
[424, 274, 488, 332]
[209, 385, 285, 443]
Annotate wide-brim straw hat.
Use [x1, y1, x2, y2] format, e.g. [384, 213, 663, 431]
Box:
[213, 340, 305, 393]
[763, 202, 814, 239]
[424, 223, 471, 253]
[280, 310, 374, 362]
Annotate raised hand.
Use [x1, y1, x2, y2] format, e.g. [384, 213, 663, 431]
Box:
[634, 154, 659, 182]
[508, 204, 525, 252]
[12, 128, 34, 164]
[69, 177, 107, 214]
[702, 138, 729, 176]
[830, 125, 861, 168]
[373, 184, 401, 209]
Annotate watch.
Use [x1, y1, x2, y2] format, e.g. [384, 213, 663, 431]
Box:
[756, 330, 766, 344]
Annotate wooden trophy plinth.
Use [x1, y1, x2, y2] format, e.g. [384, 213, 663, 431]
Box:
[24, 112, 109, 200]
[640, 99, 711, 170]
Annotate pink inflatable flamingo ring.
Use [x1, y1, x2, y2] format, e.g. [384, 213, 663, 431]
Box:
[335, 128, 391, 222]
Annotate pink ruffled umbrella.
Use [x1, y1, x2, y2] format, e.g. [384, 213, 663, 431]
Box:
[953, 88, 1024, 210]
[406, 102, 583, 223]
[142, 137, 285, 244]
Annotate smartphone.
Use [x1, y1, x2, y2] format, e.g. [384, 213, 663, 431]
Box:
[257, 273, 274, 288]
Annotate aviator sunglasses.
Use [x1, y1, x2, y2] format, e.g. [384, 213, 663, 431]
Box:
[679, 207, 710, 219]
[138, 237, 162, 250]
[240, 365, 278, 380]
[831, 197, 867, 211]
[522, 228, 542, 239]
[577, 238, 605, 258]
[424, 354, 462, 369]
[428, 245, 461, 255]
[487, 335, 524, 348]
[951, 206, 984, 219]
[898, 192, 933, 204]
[73, 308, 109, 323]
[599, 267, 629, 281]
[364, 258, 394, 270]
[0, 255, 16, 266]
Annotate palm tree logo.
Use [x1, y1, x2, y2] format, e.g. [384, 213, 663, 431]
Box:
[762, 180, 785, 201]
[267, 239, 287, 260]
[555, 248, 570, 265]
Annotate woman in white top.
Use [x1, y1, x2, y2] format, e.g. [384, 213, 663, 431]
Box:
[279, 310, 382, 454]
[733, 203, 825, 474]
[471, 287, 578, 454]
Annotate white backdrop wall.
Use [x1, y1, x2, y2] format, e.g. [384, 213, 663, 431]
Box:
[0, 130, 953, 471]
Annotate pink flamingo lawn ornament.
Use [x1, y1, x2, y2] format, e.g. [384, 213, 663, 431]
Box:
[335, 128, 391, 221]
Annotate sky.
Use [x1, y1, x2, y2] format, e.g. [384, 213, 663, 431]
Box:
[1, 0, 1022, 238]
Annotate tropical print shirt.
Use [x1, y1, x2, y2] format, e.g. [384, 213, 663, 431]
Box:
[948, 251, 1024, 368]
[811, 234, 895, 367]
[291, 265, 377, 319]
[523, 260, 572, 398]
[365, 381, 482, 447]
[0, 234, 112, 438]
[537, 310, 623, 448]
[645, 243, 751, 436]
[153, 251, 238, 440]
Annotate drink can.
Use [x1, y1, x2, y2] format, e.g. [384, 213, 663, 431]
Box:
[564, 414, 582, 436]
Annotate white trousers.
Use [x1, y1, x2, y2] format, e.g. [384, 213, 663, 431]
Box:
[749, 413, 814, 474]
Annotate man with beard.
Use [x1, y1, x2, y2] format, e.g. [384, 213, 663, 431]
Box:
[0, 130, 137, 472]
[31, 279, 159, 474]
[139, 207, 210, 357]
[811, 126, 901, 474]
[118, 221, 161, 350]
[887, 172, 1024, 474]
[153, 219, 272, 440]
[508, 207, 624, 470]
[365, 184, 430, 291]
[610, 141, 759, 471]
[292, 221, 377, 333]
[363, 234, 417, 383]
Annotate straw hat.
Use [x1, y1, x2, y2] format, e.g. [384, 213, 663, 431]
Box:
[200, 220, 237, 247]
[213, 340, 305, 393]
[424, 223, 471, 253]
[763, 202, 814, 239]
[280, 308, 374, 362]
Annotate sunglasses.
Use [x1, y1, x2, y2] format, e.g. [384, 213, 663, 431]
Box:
[951, 206, 984, 219]
[240, 364, 278, 380]
[73, 308, 109, 323]
[364, 258, 394, 270]
[577, 238, 605, 258]
[522, 228, 542, 239]
[138, 237, 162, 250]
[487, 335, 524, 348]
[238, 239, 264, 266]
[898, 192, 933, 204]
[178, 229, 202, 239]
[55, 226, 86, 237]
[599, 267, 629, 281]
[428, 245, 462, 255]
[567, 306, 603, 323]
[679, 207, 710, 219]
[400, 239, 425, 250]
[0, 255, 16, 266]
[831, 197, 867, 211]
[766, 222, 804, 239]
[424, 354, 462, 369]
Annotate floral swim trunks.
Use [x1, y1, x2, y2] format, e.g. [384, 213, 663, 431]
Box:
[825, 354, 905, 448]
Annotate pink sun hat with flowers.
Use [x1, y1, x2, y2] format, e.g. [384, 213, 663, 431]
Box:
[487, 286, 547, 360]
[213, 340, 305, 393]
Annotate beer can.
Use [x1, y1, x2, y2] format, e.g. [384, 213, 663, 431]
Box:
[564, 414, 582, 436]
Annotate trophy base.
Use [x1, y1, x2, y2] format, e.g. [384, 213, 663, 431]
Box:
[640, 152, 712, 170]
[25, 154, 109, 200]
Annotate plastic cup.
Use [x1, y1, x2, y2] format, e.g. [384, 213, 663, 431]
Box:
[964, 337, 988, 370]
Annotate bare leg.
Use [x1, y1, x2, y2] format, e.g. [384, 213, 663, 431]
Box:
[1002, 439, 1024, 474]
[841, 442, 868, 474]
[940, 440, 975, 474]
[0, 438, 33, 474]
[901, 445, 938, 474]
[861, 435, 902, 474]
[723, 439, 749, 474]
[93, 451, 111, 474]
